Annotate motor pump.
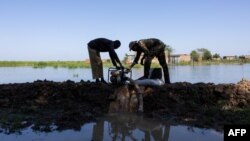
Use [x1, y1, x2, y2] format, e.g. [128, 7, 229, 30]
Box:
[108, 68, 132, 84]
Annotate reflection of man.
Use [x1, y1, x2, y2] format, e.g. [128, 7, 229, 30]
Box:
[88, 38, 124, 83]
[92, 121, 104, 141]
[91, 114, 170, 141]
[129, 38, 170, 84]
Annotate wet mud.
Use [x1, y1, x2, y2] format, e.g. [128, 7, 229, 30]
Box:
[0, 79, 250, 134]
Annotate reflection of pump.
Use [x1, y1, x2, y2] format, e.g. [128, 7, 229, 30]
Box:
[92, 113, 170, 141]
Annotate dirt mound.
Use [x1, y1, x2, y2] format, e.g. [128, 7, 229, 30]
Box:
[0, 80, 113, 133]
[144, 79, 250, 129]
[0, 79, 250, 133]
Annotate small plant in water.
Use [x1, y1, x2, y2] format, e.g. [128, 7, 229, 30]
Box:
[73, 74, 79, 77]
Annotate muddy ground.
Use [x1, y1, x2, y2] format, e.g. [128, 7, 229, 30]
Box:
[0, 79, 250, 134]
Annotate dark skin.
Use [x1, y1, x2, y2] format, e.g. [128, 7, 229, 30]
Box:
[129, 41, 149, 69]
[88, 38, 123, 69]
[129, 44, 148, 68]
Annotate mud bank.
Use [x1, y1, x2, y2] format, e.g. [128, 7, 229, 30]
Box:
[0, 79, 250, 133]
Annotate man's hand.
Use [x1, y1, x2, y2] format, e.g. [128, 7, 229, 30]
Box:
[116, 65, 124, 70]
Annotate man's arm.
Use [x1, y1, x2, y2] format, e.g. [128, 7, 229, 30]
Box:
[129, 51, 142, 69]
[108, 46, 123, 68]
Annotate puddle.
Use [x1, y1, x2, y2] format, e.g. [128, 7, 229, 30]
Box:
[0, 113, 223, 141]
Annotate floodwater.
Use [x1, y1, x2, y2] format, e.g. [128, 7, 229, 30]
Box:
[0, 64, 249, 84]
[0, 114, 223, 141]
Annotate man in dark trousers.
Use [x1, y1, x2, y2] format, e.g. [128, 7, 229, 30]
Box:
[88, 38, 124, 83]
[128, 38, 170, 84]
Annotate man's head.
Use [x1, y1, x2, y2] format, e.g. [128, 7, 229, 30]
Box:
[114, 40, 121, 49]
[129, 41, 138, 51]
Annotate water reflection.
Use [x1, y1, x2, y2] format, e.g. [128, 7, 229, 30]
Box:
[0, 114, 223, 141]
[94, 113, 170, 141]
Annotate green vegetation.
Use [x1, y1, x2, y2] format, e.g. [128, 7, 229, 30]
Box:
[0, 61, 91, 69]
[190, 48, 212, 61]
[188, 48, 250, 66]
[213, 53, 220, 59]
[175, 59, 250, 66]
[1, 46, 249, 68]
[0, 58, 249, 68]
[190, 50, 200, 62]
[0, 60, 142, 69]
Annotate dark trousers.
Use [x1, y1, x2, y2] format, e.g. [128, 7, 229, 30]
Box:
[144, 52, 170, 84]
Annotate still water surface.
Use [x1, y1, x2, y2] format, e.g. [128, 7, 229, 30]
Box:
[0, 114, 223, 141]
[0, 64, 249, 84]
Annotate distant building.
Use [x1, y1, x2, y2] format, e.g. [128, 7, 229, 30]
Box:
[223, 56, 237, 60]
[245, 55, 250, 60]
[212, 57, 221, 61]
[169, 54, 191, 64]
[84, 59, 90, 64]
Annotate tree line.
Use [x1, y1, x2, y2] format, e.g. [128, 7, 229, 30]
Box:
[190, 48, 248, 62]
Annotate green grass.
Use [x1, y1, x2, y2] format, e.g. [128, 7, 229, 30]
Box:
[0, 61, 91, 69]
[0, 60, 144, 69]
[0, 59, 249, 68]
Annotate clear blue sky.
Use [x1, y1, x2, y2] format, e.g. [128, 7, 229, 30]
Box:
[0, 0, 250, 61]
